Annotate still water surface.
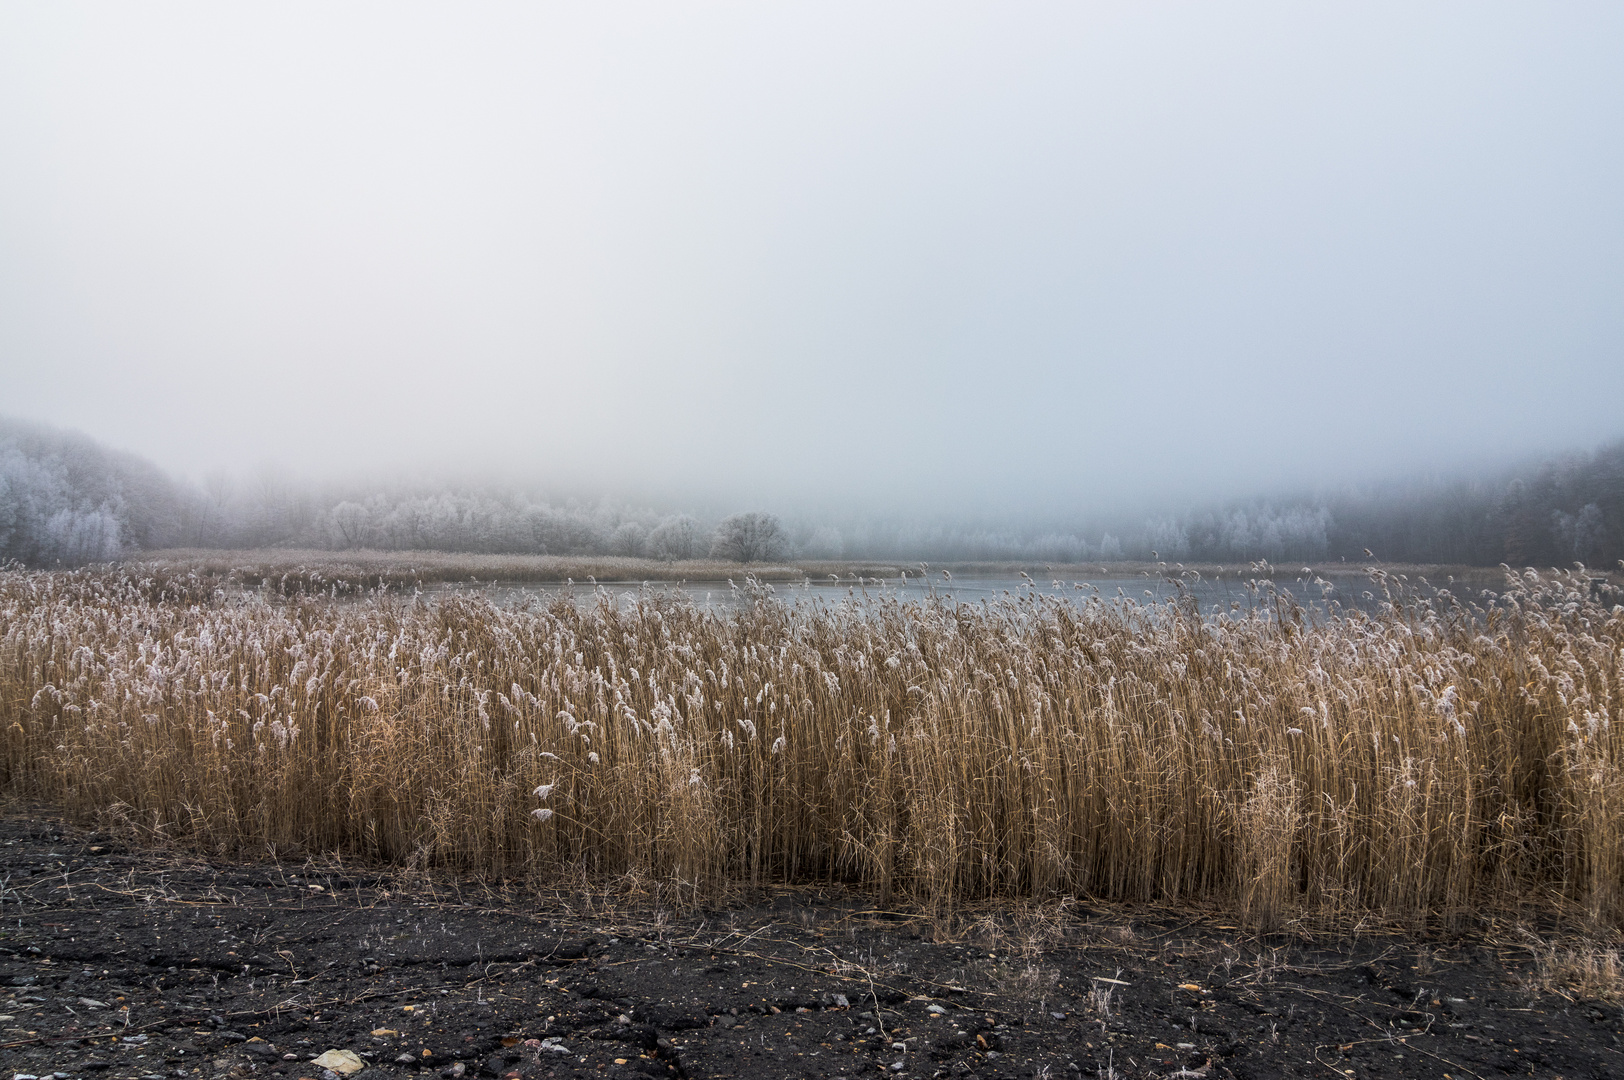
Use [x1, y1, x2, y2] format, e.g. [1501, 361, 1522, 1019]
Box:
[418, 572, 1398, 617]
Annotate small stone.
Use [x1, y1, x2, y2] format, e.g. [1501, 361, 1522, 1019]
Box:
[395, 1054, 417, 1066]
[78, 997, 109, 1009]
[311, 1049, 365, 1076]
[926, 1004, 946, 1015]
[833, 994, 850, 1008]
[1051, 1011, 1067, 1020]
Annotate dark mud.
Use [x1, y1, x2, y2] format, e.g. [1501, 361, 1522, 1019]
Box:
[2, 812, 1620, 1080]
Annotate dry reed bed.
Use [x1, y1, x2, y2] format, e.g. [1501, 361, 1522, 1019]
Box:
[1, 566, 1620, 928]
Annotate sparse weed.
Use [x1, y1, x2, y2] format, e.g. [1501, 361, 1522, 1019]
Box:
[1524, 934, 1624, 1001]
[1088, 972, 1121, 1017]
[984, 959, 1059, 1002]
[971, 915, 1006, 952]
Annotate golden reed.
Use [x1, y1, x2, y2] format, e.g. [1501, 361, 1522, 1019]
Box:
[1, 565, 1618, 927]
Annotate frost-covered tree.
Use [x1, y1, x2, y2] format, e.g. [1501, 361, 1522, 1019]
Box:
[648, 515, 702, 560]
[710, 512, 789, 563]
[1554, 502, 1607, 566]
[1028, 532, 1088, 563]
[0, 417, 194, 565]
[608, 521, 647, 558]
[1146, 518, 1190, 560]
[45, 505, 122, 563]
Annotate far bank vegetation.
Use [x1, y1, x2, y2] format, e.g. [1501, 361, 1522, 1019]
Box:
[5, 416, 1622, 570]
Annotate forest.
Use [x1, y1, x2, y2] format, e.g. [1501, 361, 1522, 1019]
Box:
[2, 414, 1620, 569]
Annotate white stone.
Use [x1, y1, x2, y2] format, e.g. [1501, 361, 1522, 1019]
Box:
[311, 1049, 365, 1076]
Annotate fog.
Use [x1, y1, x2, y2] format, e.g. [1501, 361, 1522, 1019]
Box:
[3, 4, 1622, 520]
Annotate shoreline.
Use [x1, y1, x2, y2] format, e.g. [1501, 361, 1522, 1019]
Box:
[117, 548, 1548, 590]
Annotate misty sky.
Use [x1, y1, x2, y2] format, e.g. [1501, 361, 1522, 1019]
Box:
[3, 3, 1622, 517]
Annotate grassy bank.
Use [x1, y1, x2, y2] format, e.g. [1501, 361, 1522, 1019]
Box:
[2, 564, 1620, 928]
[792, 558, 1522, 588]
[128, 547, 810, 594]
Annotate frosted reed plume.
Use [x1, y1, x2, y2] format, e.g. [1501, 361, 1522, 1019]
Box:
[1, 564, 1619, 926]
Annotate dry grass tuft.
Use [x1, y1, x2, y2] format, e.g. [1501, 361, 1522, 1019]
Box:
[1, 564, 1620, 929]
[1526, 936, 1624, 1001]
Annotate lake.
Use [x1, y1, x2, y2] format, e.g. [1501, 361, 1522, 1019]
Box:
[416, 569, 1413, 617]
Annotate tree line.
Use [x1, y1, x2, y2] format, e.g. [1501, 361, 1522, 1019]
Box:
[2, 416, 1619, 570]
[0, 417, 796, 566]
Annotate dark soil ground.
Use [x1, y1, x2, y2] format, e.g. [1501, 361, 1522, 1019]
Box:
[2, 811, 1621, 1080]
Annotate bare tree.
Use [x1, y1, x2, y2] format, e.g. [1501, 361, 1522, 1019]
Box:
[710, 512, 789, 563]
[329, 501, 371, 549]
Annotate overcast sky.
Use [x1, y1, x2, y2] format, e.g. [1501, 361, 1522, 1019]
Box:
[2, 3, 1621, 517]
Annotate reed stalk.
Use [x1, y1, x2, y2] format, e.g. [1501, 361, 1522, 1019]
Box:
[1, 565, 1618, 927]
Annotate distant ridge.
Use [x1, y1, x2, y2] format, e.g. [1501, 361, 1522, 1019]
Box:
[0, 416, 193, 565]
